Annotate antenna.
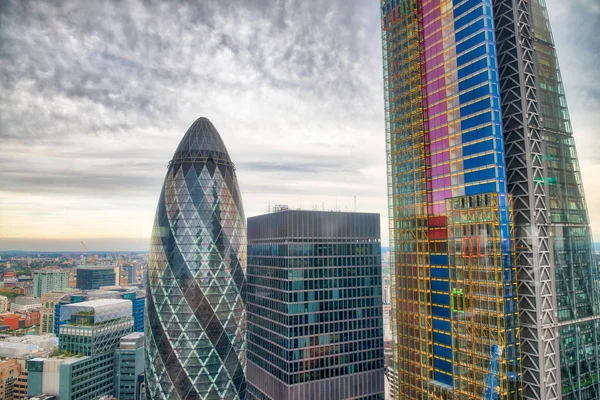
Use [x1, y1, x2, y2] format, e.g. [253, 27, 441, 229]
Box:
[354, 196, 357, 212]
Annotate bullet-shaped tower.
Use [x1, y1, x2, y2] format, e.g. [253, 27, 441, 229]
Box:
[145, 118, 247, 399]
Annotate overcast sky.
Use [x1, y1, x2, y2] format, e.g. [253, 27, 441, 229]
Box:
[0, 0, 598, 251]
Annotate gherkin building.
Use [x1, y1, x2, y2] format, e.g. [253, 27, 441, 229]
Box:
[145, 117, 247, 399]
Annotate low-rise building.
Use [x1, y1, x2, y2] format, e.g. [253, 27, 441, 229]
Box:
[0, 358, 22, 400]
[9, 298, 40, 314]
[0, 298, 8, 314]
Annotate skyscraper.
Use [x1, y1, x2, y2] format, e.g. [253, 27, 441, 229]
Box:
[145, 118, 248, 399]
[381, 1, 599, 399]
[246, 210, 385, 399]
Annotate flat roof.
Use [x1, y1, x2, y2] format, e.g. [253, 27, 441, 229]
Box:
[76, 265, 114, 270]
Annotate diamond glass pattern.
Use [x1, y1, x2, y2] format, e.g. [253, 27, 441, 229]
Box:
[145, 118, 247, 400]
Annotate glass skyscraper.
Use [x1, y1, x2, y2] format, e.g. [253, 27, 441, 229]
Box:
[246, 210, 384, 399]
[145, 117, 248, 399]
[381, 1, 599, 399]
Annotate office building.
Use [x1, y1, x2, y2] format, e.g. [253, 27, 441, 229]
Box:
[380, 1, 600, 399]
[125, 265, 137, 285]
[39, 293, 66, 335]
[75, 265, 115, 290]
[146, 117, 248, 399]
[0, 359, 23, 400]
[246, 210, 384, 399]
[32, 299, 134, 400]
[33, 270, 70, 298]
[381, 1, 519, 398]
[115, 333, 145, 400]
[53, 287, 145, 336]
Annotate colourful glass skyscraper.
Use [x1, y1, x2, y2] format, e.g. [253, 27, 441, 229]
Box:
[381, 1, 600, 399]
[145, 118, 248, 399]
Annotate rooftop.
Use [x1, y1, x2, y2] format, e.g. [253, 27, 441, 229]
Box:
[170, 117, 232, 166]
[60, 298, 132, 324]
[76, 265, 114, 271]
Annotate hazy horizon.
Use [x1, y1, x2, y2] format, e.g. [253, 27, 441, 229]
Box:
[1, 0, 598, 250]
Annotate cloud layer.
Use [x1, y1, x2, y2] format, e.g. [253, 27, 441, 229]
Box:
[0, 0, 598, 250]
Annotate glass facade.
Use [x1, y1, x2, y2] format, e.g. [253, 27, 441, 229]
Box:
[145, 118, 247, 400]
[381, 0, 520, 398]
[76, 266, 116, 290]
[246, 210, 385, 399]
[53, 288, 145, 336]
[529, 1, 600, 398]
[58, 299, 134, 400]
[382, 0, 600, 399]
[115, 333, 145, 400]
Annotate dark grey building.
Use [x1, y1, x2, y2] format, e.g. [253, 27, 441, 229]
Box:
[75, 265, 115, 290]
[246, 210, 384, 400]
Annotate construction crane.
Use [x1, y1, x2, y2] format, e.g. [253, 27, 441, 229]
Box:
[483, 344, 503, 400]
[80, 241, 96, 264]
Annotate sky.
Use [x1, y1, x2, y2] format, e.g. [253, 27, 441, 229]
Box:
[0, 0, 598, 252]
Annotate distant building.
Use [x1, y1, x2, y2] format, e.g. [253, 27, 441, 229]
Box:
[246, 210, 385, 399]
[53, 287, 145, 336]
[39, 293, 67, 335]
[33, 270, 70, 298]
[75, 265, 115, 290]
[115, 333, 145, 400]
[0, 359, 23, 400]
[0, 296, 8, 313]
[9, 297, 40, 313]
[125, 265, 137, 285]
[13, 368, 27, 400]
[27, 299, 134, 400]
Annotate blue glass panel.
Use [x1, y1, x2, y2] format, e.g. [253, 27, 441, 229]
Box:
[455, 18, 485, 42]
[457, 44, 486, 67]
[462, 125, 493, 145]
[434, 344, 452, 358]
[430, 255, 448, 265]
[434, 358, 453, 373]
[459, 84, 490, 104]
[431, 268, 449, 278]
[433, 332, 452, 346]
[459, 71, 488, 92]
[431, 280, 450, 291]
[461, 111, 492, 130]
[432, 293, 450, 305]
[453, 0, 480, 18]
[460, 98, 490, 118]
[464, 167, 496, 183]
[454, 6, 483, 30]
[434, 371, 453, 386]
[463, 139, 494, 157]
[432, 306, 451, 319]
[433, 319, 451, 332]
[457, 32, 486, 54]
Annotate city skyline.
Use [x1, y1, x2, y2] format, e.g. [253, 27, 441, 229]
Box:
[1, 0, 599, 251]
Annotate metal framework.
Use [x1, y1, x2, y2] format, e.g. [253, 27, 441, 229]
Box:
[382, 1, 430, 398]
[446, 193, 521, 399]
[491, 1, 559, 399]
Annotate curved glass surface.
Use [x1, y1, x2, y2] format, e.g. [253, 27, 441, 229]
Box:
[145, 118, 247, 400]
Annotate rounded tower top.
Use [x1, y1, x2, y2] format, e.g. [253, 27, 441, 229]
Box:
[170, 117, 232, 166]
